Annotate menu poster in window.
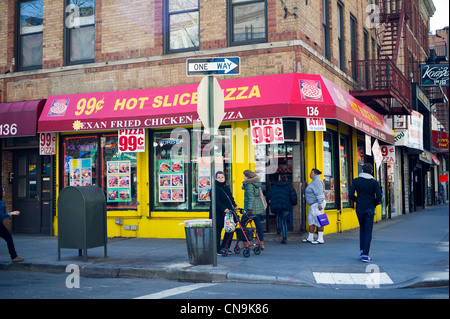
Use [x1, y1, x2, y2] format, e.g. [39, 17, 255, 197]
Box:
[69, 159, 92, 186]
[107, 161, 131, 202]
[158, 160, 185, 203]
[197, 157, 223, 201]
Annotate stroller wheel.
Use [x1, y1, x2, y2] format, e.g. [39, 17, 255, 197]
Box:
[234, 245, 241, 254]
[253, 246, 261, 255]
[220, 249, 228, 257]
[243, 248, 251, 258]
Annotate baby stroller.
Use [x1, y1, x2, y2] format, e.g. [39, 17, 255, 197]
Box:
[220, 209, 262, 258]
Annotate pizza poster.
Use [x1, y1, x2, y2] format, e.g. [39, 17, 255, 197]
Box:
[69, 159, 92, 187]
[106, 161, 131, 202]
[158, 159, 185, 203]
[299, 79, 324, 102]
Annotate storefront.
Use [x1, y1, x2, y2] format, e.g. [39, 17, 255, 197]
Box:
[37, 73, 394, 238]
[0, 100, 55, 235]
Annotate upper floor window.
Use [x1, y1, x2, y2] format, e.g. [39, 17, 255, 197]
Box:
[17, 0, 43, 70]
[65, 0, 95, 65]
[322, 0, 330, 60]
[164, 0, 200, 53]
[337, 2, 345, 71]
[228, 0, 267, 46]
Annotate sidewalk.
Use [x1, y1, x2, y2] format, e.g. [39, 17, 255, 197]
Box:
[1, 205, 448, 288]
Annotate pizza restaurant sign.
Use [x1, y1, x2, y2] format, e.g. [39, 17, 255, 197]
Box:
[37, 73, 394, 144]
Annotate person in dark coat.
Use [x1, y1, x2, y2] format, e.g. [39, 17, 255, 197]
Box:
[0, 186, 24, 263]
[349, 163, 382, 263]
[267, 174, 298, 244]
[209, 171, 239, 255]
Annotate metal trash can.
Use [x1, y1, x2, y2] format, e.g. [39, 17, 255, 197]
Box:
[57, 186, 107, 261]
[184, 219, 213, 265]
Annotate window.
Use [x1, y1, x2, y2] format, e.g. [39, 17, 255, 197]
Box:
[65, 0, 95, 64]
[152, 127, 232, 211]
[17, 0, 43, 70]
[164, 0, 200, 53]
[228, 0, 267, 46]
[350, 14, 357, 80]
[323, 130, 338, 210]
[322, 0, 330, 60]
[337, 2, 345, 71]
[61, 134, 138, 210]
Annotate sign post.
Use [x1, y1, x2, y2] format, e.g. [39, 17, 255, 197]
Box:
[192, 58, 232, 266]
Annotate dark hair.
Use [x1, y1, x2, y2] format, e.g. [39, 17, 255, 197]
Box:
[280, 174, 289, 182]
[0, 186, 3, 201]
[312, 168, 322, 175]
[215, 171, 225, 178]
[362, 163, 373, 174]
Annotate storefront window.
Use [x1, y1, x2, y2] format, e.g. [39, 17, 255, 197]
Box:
[152, 127, 232, 211]
[340, 134, 351, 208]
[323, 130, 338, 209]
[101, 135, 138, 209]
[61, 134, 138, 210]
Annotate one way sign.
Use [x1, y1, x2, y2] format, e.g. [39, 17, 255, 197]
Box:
[186, 57, 240, 76]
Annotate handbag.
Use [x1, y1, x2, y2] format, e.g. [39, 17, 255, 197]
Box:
[259, 189, 268, 210]
[224, 211, 236, 233]
[317, 213, 329, 227]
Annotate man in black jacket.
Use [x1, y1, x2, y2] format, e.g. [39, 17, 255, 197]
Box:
[349, 163, 382, 263]
[267, 174, 298, 244]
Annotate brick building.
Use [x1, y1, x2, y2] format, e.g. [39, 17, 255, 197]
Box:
[0, 0, 436, 239]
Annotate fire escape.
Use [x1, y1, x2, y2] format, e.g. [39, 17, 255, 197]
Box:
[350, 0, 412, 115]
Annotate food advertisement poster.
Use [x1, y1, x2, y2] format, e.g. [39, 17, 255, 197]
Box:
[69, 159, 92, 186]
[158, 160, 185, 202]
[107, 161, 131, 202]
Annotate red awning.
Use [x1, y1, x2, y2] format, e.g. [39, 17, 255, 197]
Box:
[38, 73, 394, 143]
[0, 100, 46, 137]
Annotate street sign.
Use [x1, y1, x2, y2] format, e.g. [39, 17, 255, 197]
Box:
[197, 76, 225, 133]
[187, 57, 240, 76]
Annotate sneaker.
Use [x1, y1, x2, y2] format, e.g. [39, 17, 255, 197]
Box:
[359, 250, 363, 258]
[361, 256, 373, 263]
[311, 240, 324, 244]
[302, 238, 313, 243]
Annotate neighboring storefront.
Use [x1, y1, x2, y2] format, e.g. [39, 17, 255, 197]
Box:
[37, 73, 394, 238]
[0, 100, 55, 235]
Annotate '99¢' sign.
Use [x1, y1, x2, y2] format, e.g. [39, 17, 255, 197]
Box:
[118, 129, 145, 153]
[250, 118, 285, 145]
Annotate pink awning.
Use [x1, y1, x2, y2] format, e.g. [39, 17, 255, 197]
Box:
[0, 100, 46, 137]
[38, 73, 394, 143]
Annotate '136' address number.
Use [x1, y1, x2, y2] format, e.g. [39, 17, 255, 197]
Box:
[0, 124, 18, 136]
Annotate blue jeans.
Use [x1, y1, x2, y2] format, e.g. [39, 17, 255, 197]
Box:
[356, 209, 375, 256]
[276, 211, 290, 241]
[241, 214, 264, 242]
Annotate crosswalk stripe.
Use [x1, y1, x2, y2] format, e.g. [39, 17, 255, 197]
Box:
[313, 272, 394, 285]
[134, 283, 217, 299]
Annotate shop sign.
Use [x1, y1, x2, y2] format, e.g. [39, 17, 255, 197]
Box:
[118, 129, 145, 153]
[250, 118, 285, 145]
[306, 118, 326, 131]
[432, 130, 449, 152]
[420, 63, 449, 87]
[380, 145, 395, 163]
[39, 132, 56, 155]
[372, 139, 383, 169]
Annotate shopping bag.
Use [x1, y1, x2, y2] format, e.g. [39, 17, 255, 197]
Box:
[317, 213, 329, 227]
[260, 189, 268, 210]
[224, 211, 236, 233]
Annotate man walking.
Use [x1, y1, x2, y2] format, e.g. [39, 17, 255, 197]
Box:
[349, 163, 382, 262]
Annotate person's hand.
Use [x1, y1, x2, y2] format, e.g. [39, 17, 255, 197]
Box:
[225, 209, 229, 213]
[318, 206, 323, 211]
[10, 211, 20, 216]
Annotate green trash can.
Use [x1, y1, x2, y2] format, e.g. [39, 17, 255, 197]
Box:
[57, 186, 107, 261]
[184, 219, 213, 265]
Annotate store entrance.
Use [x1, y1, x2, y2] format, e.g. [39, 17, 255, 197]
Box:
[12, 150, 53, 234]
[263, 142, 306, 233]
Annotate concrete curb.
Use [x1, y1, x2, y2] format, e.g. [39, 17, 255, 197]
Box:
[2, 261, 447, 289]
